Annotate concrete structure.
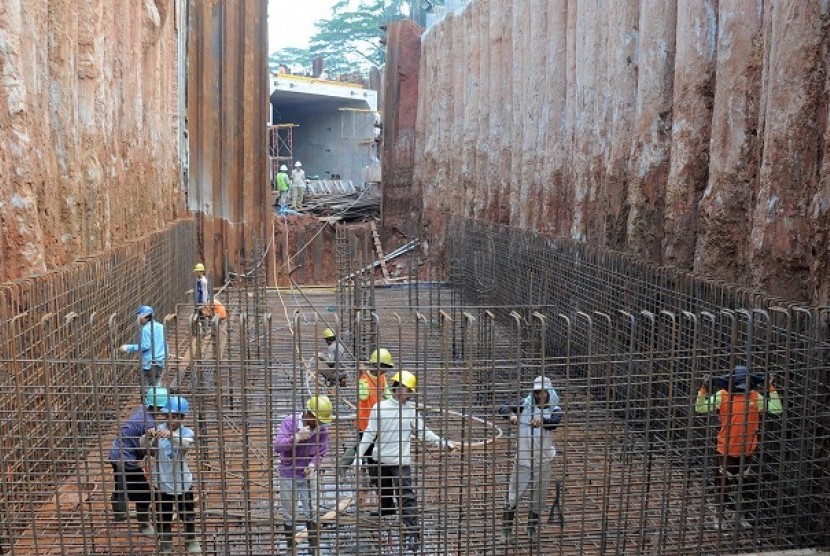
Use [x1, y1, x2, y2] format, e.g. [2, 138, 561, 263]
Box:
[270, 74, 379, 185]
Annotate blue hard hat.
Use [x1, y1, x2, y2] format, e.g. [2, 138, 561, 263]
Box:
[162, 395, 190, 415]
[145, 386, 169, 408]
[136, 305, 154, 318]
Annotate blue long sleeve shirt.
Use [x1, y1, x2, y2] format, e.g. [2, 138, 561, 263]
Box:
[108, 406, 155, 467]
[124, 320, 167, 370]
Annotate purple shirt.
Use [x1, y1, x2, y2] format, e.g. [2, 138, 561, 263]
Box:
[273, 413, 329, 479]
[109, 406, 155, 467]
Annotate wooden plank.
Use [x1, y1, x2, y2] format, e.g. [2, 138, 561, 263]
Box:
[370, 222, 390, 281]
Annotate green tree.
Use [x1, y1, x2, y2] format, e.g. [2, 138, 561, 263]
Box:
[269, 0, 446, 77]
[307, 0, 408, 74]
[268, 47, 308, 74]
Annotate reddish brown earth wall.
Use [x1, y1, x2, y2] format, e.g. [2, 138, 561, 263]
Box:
[0, 0, 184, 283]
[413, 0, 830, 304]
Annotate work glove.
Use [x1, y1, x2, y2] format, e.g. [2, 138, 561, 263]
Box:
[445, 440, 460, 452]
[508, 414, 518, 426]
[294, 426, 312, 443]
[119, 345, 129, 353]
[304, 463, 316, 478]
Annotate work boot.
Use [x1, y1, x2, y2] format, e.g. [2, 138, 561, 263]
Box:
[110, 492, 128, 521]
[160, 532, 174, 553]
[528, 511, 540, 543]
[501, 508, 516, 543]
[138, 515, 155, 538]
[283, 522, 295, 551]
[185, 521, 202, 553]
[305, 520, 319, 549]
[404, 533, 421, 552]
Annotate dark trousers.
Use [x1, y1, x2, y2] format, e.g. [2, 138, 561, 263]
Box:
[368, 464, 418, 532]
[111, 462, 152, 522]
[713, 453, 757, 513]
[156, 490, 196, 536]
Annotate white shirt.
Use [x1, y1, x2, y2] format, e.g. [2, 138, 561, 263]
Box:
[143, 424, 195, 495]
[323, 341, 345, 364]
[357, 398, 447, 466]
[291, 168, 305, 187]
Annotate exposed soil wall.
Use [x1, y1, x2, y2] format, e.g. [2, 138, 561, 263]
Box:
[413, 0, 830, 305]
[0, 0, 184, 283]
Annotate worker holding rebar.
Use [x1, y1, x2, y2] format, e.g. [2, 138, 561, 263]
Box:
[353, 370, 459, 552]
[275, 164, 290, 209]
[142, 395, 201, 553]
[291, 160, 306, 209]
[107, 386, 169, 536]
[337, 348, 394, 479]
[317, 327, 347, 387]
[695, 365, 782, 529]
[498, 376, 562, 544]
[120, 305, 168, 393]
[273, 395, 332, 552]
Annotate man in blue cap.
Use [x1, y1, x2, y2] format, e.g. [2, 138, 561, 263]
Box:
[108, 386, 169, 535]
[121, 305, 168, 392]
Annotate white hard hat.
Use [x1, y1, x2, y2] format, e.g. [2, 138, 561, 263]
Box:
[533, 376, 552, 391]
[280, 165, 288, 171]
[294, 161, 302, 167]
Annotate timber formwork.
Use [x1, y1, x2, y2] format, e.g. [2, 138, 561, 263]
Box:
[0, 220, 827, 555]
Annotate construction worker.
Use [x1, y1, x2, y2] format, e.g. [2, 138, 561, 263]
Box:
[142, 395, 201, 553]
[498, 376, 562, 544]
[273, 395, 333, 552]
[695, 365, 782, 529]
[353, 370, 459, 552]
[192, 263, 210, 332]
[275, 164, 290, 208]
[291, 160, 306, 209]
[107, 386, 169, 535]
[120, 305, 167, 393]
[337, 348, 394, 478]
[317, 327, 347, 387]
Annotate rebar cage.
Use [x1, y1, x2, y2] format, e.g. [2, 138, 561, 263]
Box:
[0, 218, 827, 555]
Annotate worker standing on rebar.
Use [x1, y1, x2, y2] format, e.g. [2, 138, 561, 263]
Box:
[337, 348, 394, 479]
[142, 395, 201, 554]
[498, 376, 562, 544]
[695, 365, 782, 529]
[317, 327, 347, 387]
[353, 370, 459, 552]
[192, 263, 210, 333]
[107, 386, 169, 536]
[120, 305, 168, 392]
[291, 160, 306, 209]
[273, 395, 332, 552]
[275, 164, 290, 209]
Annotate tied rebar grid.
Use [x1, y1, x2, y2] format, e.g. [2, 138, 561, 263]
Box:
[0, 219, 827, 555]
[0, 220, 196, 555]
[1, 284, 827, 555]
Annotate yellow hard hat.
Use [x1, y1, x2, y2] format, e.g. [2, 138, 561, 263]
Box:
[193, 263, 206, 272]
[391, 370, 417, 392]
[369, 348, 394, 368]
[306, 395, 333, 424]
[323, 328, 336, 340]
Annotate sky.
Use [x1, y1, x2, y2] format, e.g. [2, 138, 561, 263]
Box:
[268, 0, 339, 53]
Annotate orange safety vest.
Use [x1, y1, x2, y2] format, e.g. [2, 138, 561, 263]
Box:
[356, 371, 388, 432]
[717, 390, 761, 457]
